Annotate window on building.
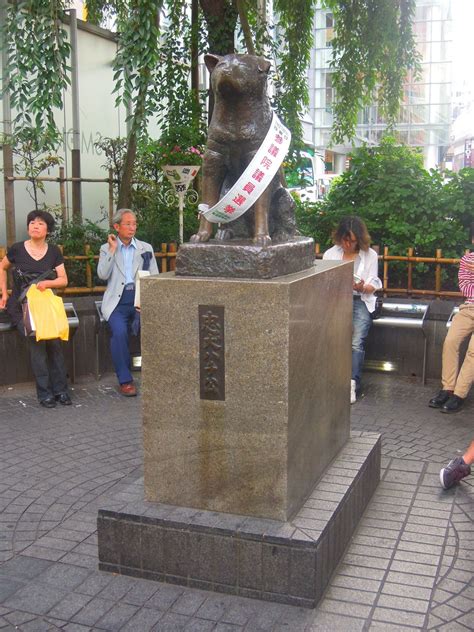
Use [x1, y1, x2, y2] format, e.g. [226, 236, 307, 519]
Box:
[325, 12, 334, 43]
[325, 73, 333, 108]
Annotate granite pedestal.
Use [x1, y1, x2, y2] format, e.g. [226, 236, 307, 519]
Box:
[141, 261, 352, 521]
[97, 260, 381, 607]
[175, 236, 315, 279]
[98, 433, 381, 608]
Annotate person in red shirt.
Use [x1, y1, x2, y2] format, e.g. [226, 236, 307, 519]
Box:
[429, 222, 474, 413]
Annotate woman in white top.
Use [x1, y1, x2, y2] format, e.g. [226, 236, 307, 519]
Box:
[323, 216, 382, 403]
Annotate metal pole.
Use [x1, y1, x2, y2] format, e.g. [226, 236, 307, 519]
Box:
[178, 195, 184, 244]
[1, 0, 16, 245]
[69, 9, 82, 222]
[59, 166, 67, 222]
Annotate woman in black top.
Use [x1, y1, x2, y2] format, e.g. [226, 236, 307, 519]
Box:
[0, 210, 72, 407]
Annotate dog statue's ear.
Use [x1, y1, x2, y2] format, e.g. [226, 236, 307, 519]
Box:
[204, 54, 222, 74]
[258, 59, 271, 74]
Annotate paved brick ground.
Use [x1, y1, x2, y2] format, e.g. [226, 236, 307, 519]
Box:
[0, 373, 472, 631]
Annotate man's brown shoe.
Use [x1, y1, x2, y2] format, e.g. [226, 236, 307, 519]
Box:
[119, 382, 137, 397]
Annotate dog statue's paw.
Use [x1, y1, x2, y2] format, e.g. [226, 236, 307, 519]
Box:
[190, 230, 211, 243]
[215, 228, 234, 241]
[253, 234, 272, 248]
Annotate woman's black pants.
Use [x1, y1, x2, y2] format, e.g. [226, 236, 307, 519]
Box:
[16, 321, 68, 402]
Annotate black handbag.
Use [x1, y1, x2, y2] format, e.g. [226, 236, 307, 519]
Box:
[370, 296, 384, 320]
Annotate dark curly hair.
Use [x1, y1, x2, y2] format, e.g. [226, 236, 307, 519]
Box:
[26, 210, 55, 234]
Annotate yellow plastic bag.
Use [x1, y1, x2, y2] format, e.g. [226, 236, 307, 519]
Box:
[26, 285, 69, 342]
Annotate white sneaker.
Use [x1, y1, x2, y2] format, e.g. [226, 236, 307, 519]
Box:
[350, 379, 357, 404]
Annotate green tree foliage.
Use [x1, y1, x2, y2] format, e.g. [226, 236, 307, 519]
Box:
[325, 0, 420, 144]
[110, 0, 163, 208]
[10, 130, 62, 210]
[4, 0, 71, 149]
[297, 138, 469, 254]
[155, 3, 207, 150]
[51, 214, 109, 286]
[88, 0, 206, 208]
[4, 1, 419, 158]
[295, 138, 471, 288]
[440, 168, 474, 233]
[94, 136, 201, 245]
[200, 0, 238, 55]
[111, 0, 162, 140]
[131, 136, 201, 245]
[272, 0, 314, 153]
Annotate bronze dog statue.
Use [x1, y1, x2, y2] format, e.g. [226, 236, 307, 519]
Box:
[190, 53, 297, 247]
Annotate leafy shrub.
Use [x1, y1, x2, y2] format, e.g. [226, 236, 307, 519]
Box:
[51, 212, 108, 287]
[95, 136, 201, 246]
[295, 137, 472, 291]
[133, 183, 200, 246]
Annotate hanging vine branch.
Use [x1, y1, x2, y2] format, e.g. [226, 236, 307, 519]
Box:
[111, 0, 162, 138]
[4, 0, 420, 191]
[326, 0, 420, 144]
[273, 0, 315, 153]
[4, 0, 71, 149]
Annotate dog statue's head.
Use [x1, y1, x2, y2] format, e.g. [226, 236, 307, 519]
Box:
[205, 53, 271, 100]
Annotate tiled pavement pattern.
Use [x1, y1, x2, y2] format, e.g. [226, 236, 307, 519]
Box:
[0, 373, 472, 631]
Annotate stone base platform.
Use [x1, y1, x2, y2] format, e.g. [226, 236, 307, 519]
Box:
[98, 433, 380, 608]
[175, 237, 315, 279]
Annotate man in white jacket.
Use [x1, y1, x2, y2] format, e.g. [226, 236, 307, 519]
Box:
[97, 209, 158, 396]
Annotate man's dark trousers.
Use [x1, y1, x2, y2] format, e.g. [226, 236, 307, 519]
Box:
[108, 287, 136, 385]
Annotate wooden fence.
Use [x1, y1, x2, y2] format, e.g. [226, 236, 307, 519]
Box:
[315, 245, 466, 299]
[4, 169, 117, 225]
[0, 243, 177, 296]
[0, 243, 468, 299]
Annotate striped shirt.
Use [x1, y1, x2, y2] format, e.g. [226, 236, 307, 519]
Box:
[458, 252, 474, 304]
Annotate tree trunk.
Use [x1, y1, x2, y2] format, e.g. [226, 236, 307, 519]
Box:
[199, 0, 238, 123]
[236, 0, 255, 54]
[117, 131, 137, 210]
[191, 0, 200, 96]
[116, 64, 150, 210]
[199, 0, 237, 55]
[117, 7, 160, 211]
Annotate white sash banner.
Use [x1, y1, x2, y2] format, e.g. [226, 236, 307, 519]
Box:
[198, 112, 291, 224]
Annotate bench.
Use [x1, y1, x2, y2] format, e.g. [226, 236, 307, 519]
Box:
[94, 300, 141, 380]
[370, 301, 430, 384]
[0, 302, 80, 382]
[446, 306, 460, 328]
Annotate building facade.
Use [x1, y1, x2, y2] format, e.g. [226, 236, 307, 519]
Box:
[308, 0, 453, 172]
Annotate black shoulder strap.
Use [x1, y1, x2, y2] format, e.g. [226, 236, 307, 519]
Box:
[17, 269, 55, 304]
